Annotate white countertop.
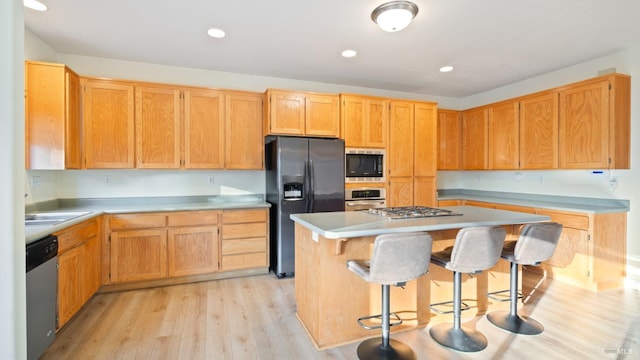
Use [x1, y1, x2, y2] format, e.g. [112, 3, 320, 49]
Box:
[290, 206, 551, 239]
[25, 195, 270, 244]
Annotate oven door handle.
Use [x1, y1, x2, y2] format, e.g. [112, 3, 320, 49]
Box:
[345, 200, 386, 207]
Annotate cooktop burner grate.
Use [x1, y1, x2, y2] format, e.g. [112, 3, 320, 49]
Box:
[368, 206, 462, 220]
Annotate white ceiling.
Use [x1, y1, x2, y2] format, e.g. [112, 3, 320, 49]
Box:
[24, 0, 640, 97]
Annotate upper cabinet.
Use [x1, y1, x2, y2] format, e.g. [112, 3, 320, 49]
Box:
[488, 100, 519, 170]
[25, 61, 82, 169]
[135, 85, 182, 168]
[519, 91, 559, 169]
[265, 89, 340, 138]
[82, 78, 136, 169]
[437, 109, 462, 170]
[224, 92, 264, 169]
[559, 74, 630, 169]
[341, 94, 388, 148]
[461, 107, 489, 170]
[183, 89, 225, 169]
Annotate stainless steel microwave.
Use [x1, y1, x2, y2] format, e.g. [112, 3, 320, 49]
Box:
[345, 148, 385, 183]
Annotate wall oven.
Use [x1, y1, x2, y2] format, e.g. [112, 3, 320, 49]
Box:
[345, 148, 385, 183]
[345, 187, 386, 211]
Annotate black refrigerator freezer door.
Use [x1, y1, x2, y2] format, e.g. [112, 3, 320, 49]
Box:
[308, 138, 345, 212]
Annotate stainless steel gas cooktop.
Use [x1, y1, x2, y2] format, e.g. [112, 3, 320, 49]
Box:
[368, 206, 462, 220]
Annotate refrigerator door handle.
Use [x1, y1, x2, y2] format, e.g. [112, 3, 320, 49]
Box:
[308, 159, 315, 212]
[304, 160, 311, 213]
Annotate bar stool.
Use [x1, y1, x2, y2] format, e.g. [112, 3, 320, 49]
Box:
[428, 226, 506, 352]
[487, 222, 563, 335]
[347, 232, 433, 360]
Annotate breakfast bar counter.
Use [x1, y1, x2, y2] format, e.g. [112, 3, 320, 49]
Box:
[290, 206, 550, 350]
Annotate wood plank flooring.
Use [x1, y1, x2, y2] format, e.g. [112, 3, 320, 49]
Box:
[42, 272, 640, 359]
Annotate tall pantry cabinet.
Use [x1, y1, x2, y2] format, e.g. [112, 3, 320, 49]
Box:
[387, 101, 438, 207]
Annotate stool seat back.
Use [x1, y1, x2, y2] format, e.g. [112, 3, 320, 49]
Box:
[511, 222, 563, 265]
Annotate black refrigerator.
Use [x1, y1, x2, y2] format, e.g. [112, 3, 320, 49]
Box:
[265, 136, 345, 278]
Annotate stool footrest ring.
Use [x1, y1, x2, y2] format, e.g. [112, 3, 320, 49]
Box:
[429, 299, 471, 314]
[357, 312, 403, 330]
[487, 289, 523, 302]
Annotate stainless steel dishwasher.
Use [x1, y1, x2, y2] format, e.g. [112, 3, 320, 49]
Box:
[26, 234, 58, 360]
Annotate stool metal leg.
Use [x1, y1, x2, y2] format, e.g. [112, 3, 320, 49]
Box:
[487, 262, 544, 335]
[356, 285, 415, 360]
[429, 271, 488, 352]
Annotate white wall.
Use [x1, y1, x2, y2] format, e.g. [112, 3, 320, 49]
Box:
[2, 1, 25, 358]
[437, 48, 640, 275]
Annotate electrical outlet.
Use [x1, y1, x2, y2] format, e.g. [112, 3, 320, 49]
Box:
[207, 175, 215, 184]
[104, 175, 111, 184]
[609, 178, 618, 191]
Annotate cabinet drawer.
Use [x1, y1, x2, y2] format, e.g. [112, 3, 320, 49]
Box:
[438, 199, 461, 207]
[222, 237, 267, 255]
[55, 218, 99, 253]
[223, 222, 267, 239]
[109, 213, 167, 229]
[494, 204, 536, 214]
[222, 209, 267, 224]
[221, 253, 268, 271]
[167, 210, 220, 227]
[535, 209, 589, 230]
[463, 200, 496, 208]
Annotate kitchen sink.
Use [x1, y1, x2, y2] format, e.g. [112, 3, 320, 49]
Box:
[25, 211, 91, 226]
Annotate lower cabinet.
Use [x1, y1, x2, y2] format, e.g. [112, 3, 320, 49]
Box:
[460, 199, 627, 291]
[221, 208, 269, 271]
[55, 217, 101, 329]
[107, 208, 268, 285]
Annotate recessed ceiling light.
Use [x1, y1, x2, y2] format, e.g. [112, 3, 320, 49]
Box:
[342, 49, 357, 58]
[24, 0, 47, 11]
[440, 65, 454, 73]
[207, 28, 226, 38]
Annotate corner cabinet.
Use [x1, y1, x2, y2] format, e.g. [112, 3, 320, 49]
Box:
[55, 217, 101, 328]
[341, 94, 388, 148]
[82, 79, 136, 168]
[558, 74, 630, 169]
[25, 61, 81, 169]
[461, 107, 489, 170]
[388, 101, 438, 207]
[265, 89, 340, 138]
[437, 109, 462, 170]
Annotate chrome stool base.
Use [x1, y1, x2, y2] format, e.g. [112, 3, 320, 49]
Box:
[429, 323, 488, 352]
[487, 311, 543, 335]
[356, 338, 415, 360]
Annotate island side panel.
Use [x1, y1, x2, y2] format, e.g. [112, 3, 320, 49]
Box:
[294, 223, 320, 342]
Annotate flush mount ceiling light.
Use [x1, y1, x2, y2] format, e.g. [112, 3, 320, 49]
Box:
[371, 1, 418, 32]
[24, 0, 48, 11]
[207, 28, 226, 38]
[341, 49, 357, 58]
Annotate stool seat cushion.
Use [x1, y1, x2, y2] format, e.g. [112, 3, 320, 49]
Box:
[347, 232, 433, 285]
[508, 222, 563, 265]
[430, 226, 506, 273]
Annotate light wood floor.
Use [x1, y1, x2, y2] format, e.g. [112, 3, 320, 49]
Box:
[42, 272, 640, 360]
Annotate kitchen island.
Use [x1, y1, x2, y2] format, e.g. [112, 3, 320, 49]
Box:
[290, 206, 550, 350]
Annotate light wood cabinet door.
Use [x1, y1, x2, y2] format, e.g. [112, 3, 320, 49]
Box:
[437, 110, 462, 170]
[110, 229, 167, 283]
[488, 100, 519, 169]
[82, 234, 101, 302]
[82, 79, 135, 168]
[184, 89, 224, 169]
[135, 86, 181, 168]
[168, 225, 219, 277]
[519, 92, 559, 169]
[388, 176, 413, 207]
[305, 94, 340, 137]
[414, 176, 436, 207]
[225, 92, 264, 169]
[559, 78, 609, 169]
[25, 61, 82, 169]
[267, 91, 305, 135]
[341, 95, 388, 148]
[462, 107, 489, 170]
[57, 246, 83, 328]
[413, 102, 437, 177]
[388, 101, 414, 177]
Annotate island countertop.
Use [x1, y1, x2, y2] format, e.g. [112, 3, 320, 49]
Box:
[290, 206, 551, 239]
